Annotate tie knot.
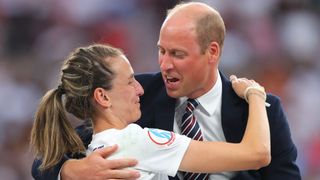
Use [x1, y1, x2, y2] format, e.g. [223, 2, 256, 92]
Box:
[187, 98, 199, 111]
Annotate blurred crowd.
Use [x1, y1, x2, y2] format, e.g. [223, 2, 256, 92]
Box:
[0, 0, 319, 179]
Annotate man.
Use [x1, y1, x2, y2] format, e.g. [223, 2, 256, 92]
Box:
[32, 2, 301, 180]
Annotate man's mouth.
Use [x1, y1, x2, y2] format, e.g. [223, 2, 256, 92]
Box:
[164, 75, 180, 90]
[166, 76, 179, 83]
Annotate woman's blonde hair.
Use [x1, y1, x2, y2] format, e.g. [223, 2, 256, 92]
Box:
[30, 44, 123, 171]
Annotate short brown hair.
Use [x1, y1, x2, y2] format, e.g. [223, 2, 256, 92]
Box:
[167, 2, 226, 54]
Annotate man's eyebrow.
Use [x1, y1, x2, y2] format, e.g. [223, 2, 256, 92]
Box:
[157, 45, 185, 54]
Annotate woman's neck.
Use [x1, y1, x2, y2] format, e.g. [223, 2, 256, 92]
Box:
[93, 115, 128, 134]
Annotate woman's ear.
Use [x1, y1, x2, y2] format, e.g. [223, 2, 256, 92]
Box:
[207, 41, 220, 64]
[93, 88, 111, 108]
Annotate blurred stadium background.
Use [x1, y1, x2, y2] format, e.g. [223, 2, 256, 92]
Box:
[0, 0, 319, 179]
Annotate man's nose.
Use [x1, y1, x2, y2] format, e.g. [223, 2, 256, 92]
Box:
[159, 55, 173, 71]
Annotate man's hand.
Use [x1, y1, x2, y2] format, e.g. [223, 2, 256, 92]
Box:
[60, 145, 140, 180]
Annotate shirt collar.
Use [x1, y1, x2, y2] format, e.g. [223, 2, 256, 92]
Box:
[176, 71, 222, 116]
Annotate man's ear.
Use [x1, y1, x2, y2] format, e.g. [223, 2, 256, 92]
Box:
[207, 41, 220, 63]
[93, 88, 111, 108]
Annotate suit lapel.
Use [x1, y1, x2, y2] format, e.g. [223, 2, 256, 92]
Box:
[220, 72, 248, 143]
[154, 87, 176, 131]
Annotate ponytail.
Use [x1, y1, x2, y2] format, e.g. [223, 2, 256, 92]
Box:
[30, 88, 85, 171]
[30, 44, 123, 171]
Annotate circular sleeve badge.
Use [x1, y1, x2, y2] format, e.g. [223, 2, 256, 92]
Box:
[147, 128, 175, 145]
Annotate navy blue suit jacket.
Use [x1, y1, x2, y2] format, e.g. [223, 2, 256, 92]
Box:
[32, 72, 301, 180]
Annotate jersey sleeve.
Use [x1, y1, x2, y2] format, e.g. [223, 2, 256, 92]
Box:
[127, 124, 191, 177]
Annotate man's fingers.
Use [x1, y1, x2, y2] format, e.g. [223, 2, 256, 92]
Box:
[107, 158, 138, 169]
[95, 145, 118, 158]
[105, 169, 140, 179]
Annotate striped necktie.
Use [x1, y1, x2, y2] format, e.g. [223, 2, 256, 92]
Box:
[180, 98, 209, 180]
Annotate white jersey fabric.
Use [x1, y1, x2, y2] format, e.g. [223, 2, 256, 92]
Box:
[87, 124, 191, 180]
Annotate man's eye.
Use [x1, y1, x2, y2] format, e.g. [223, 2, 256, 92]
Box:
[159, 49, 165, 55]
[173, 51, 185, 58]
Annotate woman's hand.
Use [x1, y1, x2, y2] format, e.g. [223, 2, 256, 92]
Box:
[229, 75, 265, 100]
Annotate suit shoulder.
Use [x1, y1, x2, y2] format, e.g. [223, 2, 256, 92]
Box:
[135, 72, 164, 91]
[266, 93, 282, 106]
[135, 72, 162, 82]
